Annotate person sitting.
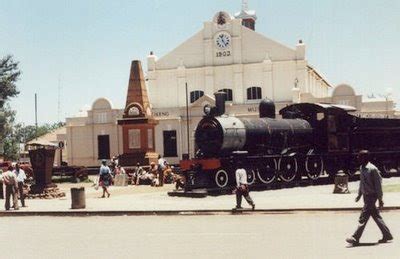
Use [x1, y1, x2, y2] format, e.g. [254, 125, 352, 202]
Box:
[136, 163, 156, 185]
[163, 162, 174, 184]
[174, 173, 185, 190]
[132, 163, 144, 185]
[118, 165, 126, 175]
[150, 162, 159, 186]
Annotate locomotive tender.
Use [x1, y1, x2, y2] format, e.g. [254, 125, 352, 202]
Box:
[180, 92, 400, 189]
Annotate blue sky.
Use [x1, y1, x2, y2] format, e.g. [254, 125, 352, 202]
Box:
[1, 0, 399, 125]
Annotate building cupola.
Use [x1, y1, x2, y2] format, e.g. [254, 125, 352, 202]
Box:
[234, 0, 257, 30]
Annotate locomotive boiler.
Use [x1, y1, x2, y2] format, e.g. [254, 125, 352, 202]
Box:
[180, 92, 400, 190]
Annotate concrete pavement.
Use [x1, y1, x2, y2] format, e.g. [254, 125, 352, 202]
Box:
[2, 177, 400, 214]
[1, 212, 398, 259]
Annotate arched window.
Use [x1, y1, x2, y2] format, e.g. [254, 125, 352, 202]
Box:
[247, 87, 262, 100]
[218, 88, 233, 101]
[190, 90, 204, 103]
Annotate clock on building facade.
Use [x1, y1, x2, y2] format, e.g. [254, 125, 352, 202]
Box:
[214, 31, 232, 57]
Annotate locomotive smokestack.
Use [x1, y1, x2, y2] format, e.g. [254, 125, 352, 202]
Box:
[214, 91, 226, 116]
[259, 98, 276, 118]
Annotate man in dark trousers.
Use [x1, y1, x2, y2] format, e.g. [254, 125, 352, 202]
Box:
[2, 165, 19, 210]
[234, 161, 255, 210]
[346, 150, 393, 245]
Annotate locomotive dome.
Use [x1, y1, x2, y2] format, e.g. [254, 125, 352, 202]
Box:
[259, 98, 276, 118]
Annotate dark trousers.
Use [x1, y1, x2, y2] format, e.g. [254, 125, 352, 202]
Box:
[158, 169, 164, 187]
[0, 183, 3, 199]
[5, 185, 18, 210]
[236, 185, 254, 208]
[352, 195, 392, 240]
[18, 182, 25, 207]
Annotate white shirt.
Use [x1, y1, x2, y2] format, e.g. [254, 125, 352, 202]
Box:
[235, 168, 248, 187]
[13, 169, 26, 183]
[158, 158, 166, 169]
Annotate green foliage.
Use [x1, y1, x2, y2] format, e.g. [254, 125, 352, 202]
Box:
[0, 55, 65, 160]
[0, 55, 21, 159]
[0, 55, 20, 106]
[15, 122, 66, 143]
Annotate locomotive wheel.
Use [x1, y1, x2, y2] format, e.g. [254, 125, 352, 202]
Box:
[278, 157, 298, 183]
[214, 169, 229, 188]
[305, 156, 324, 180]
[247, 169, 256, 185]
[256, 159, 277, 184]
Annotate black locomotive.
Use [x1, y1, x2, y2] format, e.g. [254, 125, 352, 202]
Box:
[180, 92, 400, 189]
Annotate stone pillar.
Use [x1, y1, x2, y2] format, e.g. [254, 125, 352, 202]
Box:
[263, 55, 273, 99]
[233, 64, 244, 103]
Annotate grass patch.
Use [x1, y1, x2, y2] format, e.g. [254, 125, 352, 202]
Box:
[350, 184, 400, 194]
[382, 184, 400, 193]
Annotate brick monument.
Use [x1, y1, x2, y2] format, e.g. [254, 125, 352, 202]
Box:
[118, 60, 158, 166]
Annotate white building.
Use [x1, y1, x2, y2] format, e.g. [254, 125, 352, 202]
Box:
[63, 3, 396, 167]
[147, 7, 331, 163]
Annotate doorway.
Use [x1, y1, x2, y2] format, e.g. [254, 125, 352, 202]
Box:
[163, 130, 177, 157]
[98, 135, 110, 159]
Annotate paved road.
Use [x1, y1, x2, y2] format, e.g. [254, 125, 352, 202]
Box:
[1, 211, 398, 259]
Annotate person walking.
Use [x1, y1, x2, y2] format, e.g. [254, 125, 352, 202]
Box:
[234, 161, 255, 210]
[157, 155, 166, 187]
[2, 165, 19, 210]
[99, 160, 112, 198]
[346, 150, 393, 245]
[13, 163, 27, 207]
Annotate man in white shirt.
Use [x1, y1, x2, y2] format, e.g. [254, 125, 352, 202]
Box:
[13, 163, 27, 207]
[157, 155, 166, 187]
[234, 161, 255, 210]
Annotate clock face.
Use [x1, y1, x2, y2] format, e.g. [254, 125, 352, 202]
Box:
[215, 33, 231, 49]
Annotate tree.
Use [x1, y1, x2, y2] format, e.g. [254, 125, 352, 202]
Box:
[0, 55, 20, 104]
[0, 55, 21, 159]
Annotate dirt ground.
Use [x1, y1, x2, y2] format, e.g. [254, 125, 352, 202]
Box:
[56, 180, 176, 199]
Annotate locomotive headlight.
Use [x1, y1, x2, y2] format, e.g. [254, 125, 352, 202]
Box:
[203, 104, 212, 116]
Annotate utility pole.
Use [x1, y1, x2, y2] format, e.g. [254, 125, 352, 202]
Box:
[35, 93, 38, 137]
[185, 83, 190, 159]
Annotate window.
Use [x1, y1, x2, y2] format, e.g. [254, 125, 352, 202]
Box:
[219, 88, 233, 101]
[190, 90, 204, 103]
[128, 129, 141, 149]
[247, 87, 262, 100]
[95, 112, 108, 124]
[337, 99, 350, 106]
[147, 129, 153, 149]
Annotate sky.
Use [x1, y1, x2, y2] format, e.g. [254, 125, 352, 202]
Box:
[1, 0, 399, 125]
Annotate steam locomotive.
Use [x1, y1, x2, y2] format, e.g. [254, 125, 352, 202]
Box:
[180, 92, 400, 189]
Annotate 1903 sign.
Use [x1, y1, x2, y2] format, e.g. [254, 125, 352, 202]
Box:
[216, 50, 231, 57]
